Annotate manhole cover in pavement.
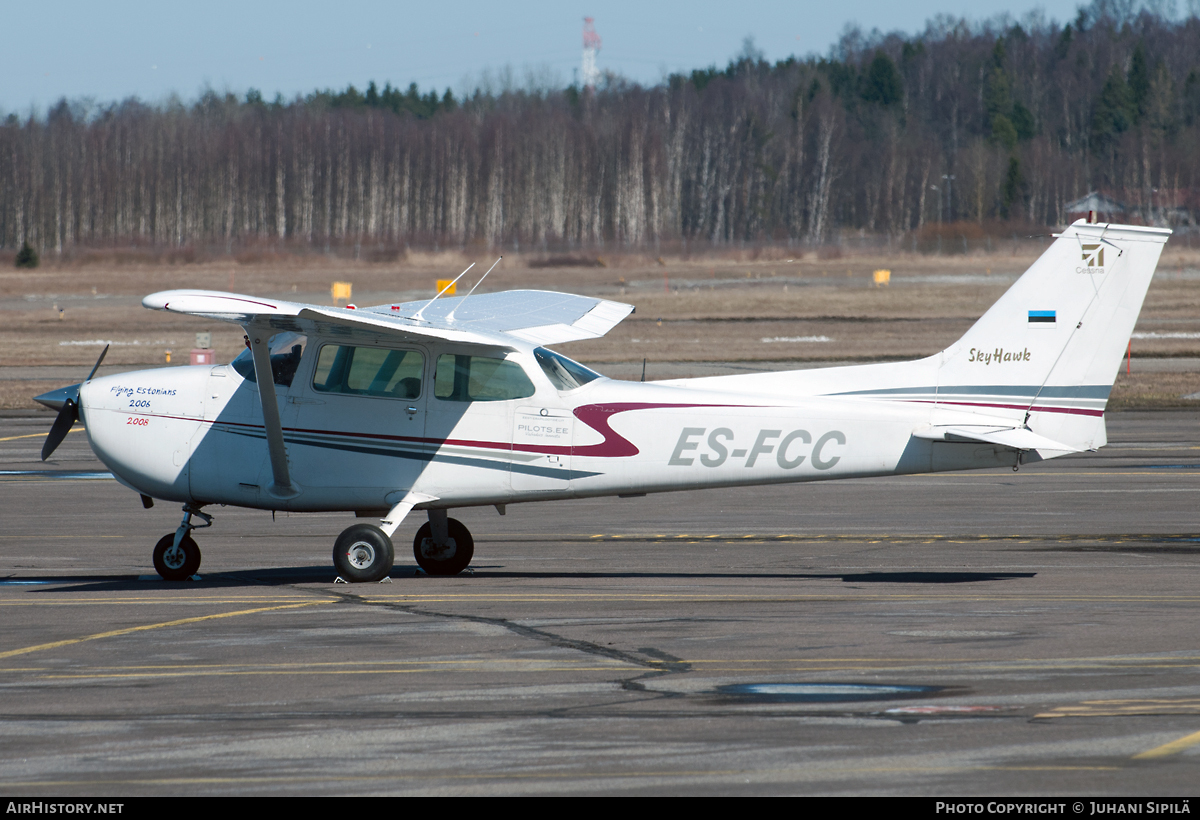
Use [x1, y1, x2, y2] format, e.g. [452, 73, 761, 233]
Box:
[718, 682, 941, 703]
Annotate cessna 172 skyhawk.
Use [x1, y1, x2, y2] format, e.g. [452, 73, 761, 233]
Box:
[35, 220, 1169, 582]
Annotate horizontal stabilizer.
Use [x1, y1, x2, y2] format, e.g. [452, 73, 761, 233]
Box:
[913, 425, 1083, 453]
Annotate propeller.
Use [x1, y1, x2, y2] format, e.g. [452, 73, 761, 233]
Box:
[40, 345, 108, 461]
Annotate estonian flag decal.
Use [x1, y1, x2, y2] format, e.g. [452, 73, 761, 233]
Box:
[1028, 310, 1056, 324]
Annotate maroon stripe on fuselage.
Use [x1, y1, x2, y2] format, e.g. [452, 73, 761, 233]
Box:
[904, 399, 1103, 417]
[141, 401, 748, 458]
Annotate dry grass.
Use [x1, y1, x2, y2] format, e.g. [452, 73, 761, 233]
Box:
[0, 381, 66, 412]
[3, 247, 1198, 410]
[1109, 371, 1200, 409]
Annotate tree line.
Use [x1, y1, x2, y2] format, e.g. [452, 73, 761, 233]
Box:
[3, 0, 1199, 256]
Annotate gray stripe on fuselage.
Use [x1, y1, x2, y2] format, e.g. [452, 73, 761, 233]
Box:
[832, 385, 1111, 399]
[222, 427, 600, 480]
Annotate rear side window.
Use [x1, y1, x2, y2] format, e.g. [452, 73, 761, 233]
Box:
[434, 354, 535, 402]
[312, 345, 424, 399]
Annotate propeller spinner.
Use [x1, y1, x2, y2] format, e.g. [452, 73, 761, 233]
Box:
[36, 344, 108, 461]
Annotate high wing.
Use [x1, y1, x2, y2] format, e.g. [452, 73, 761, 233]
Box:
[141, 289, 634, 348]
[141, 287, 634, 500]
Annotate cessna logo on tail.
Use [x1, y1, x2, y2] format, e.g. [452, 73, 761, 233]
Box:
[1078, 244, 1104, 273]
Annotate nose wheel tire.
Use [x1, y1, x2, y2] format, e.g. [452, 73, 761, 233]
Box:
[153, 533, 202, 581]
[413, 518, 474, 576]
[333, 524, 395, 582]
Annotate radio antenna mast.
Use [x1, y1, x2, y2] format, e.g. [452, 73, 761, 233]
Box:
[447, 256, 502, 322]
[582, 17, 602, 89]
[411, 263, 474, 323]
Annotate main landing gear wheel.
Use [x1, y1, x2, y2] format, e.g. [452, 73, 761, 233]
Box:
[333, 524, 395, 583]
[413, 518, 474, 576]
[153, 533, 201, 581]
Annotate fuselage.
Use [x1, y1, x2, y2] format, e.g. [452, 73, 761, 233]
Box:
[78, 336, 1026, 514]
[41, 223, 1168, 583]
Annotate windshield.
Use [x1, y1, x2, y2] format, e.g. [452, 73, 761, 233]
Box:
[534, 347, 602, 391]
[230, 332, 307, 387]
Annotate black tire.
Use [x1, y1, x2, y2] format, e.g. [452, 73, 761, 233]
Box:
[412, 518, 474, 576]
[333, 524, 395, 582]
[153, 533, 202, 581]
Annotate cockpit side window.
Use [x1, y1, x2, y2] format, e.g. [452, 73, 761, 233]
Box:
[434, 354, 535, 402]
[230, 332, 307, 387]
[534, 347, 602, 391]
[311, 344, 424, 399]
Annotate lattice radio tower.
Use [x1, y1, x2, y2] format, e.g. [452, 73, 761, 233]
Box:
[582, 17, 602, 89]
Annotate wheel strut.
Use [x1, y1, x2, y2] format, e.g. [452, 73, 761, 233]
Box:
[154, 504, 210, 581]
[174, 504, 213, 549]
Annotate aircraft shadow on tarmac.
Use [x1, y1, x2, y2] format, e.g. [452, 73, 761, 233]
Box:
[468, 570, 1038, 583]
[16, 567, 1037, 592]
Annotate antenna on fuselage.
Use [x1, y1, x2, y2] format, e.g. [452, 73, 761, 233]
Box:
[446, 256, 502, 323]
[411, 262, 474, 323]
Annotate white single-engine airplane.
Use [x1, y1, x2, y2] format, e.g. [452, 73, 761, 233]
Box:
[36, 220, 1169, 582]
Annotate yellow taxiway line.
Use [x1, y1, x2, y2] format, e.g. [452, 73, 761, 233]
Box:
[1133, 728, 1200, 759]
[0, 601, 330, 660]
[0, 427, 84, 443]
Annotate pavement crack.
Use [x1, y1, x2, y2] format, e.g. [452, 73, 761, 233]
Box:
[636, 647, 692, 674]
[319, 589, 674, 673]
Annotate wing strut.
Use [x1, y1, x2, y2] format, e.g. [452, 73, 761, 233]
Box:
[246, 327, 298, 497]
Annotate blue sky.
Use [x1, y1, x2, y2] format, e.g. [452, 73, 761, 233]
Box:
[0, 1, 1156, 113]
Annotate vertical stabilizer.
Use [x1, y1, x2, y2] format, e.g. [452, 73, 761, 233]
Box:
[935, 220, 1170, 449]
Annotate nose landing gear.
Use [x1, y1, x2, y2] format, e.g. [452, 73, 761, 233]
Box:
[153, 505, 210, 581]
